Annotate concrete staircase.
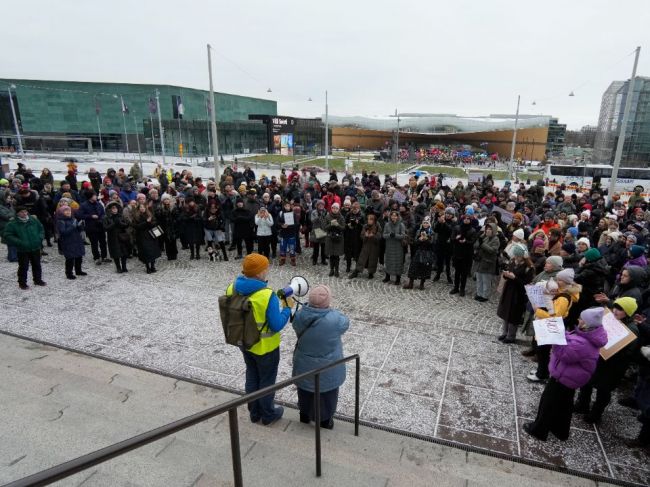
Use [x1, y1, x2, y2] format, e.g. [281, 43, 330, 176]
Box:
[0, 334, 609, 487]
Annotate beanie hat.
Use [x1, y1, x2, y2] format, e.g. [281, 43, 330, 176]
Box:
[465, 207, 475, 216]
[513, 229, 525, 240]
[577, 237, 591, 249]
[546, 279, 559, 293]
[556, 268, 575, 284]
[580, 307, 604, 330]
[242, 253, 269, 278]
[614, 297, 638, 317]
[608, 231, 621, 241]
[0, 178, 8, 186]
[630, 245, 645, 258]
[512, 243, 527, 257]
[513, 212, 524, 221]
[331, 202, 340, 209]
[533, 238, 545, 249]
[562, 242, 576, 254]
[445, 207, 456, 216]
[546, 256, 563, 271]
[627, 234, 638, 243]
[584, 248, 601, 262]
[567, 227, 579, 238]
[308, 285, 332, 309]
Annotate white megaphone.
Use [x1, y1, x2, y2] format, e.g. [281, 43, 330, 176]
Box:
[277, 276, 309, 300]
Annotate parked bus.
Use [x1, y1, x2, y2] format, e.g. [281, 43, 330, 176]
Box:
[544, 164, 650, 193]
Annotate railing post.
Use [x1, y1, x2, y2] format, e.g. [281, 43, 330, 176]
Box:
[314, 373, 322, 477]
[355, 356, 360, 437]
[228, 408, 244, 487]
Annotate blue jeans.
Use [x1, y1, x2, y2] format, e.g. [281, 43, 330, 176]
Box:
[279, 236, 296, 257]
[7, 245, 18, 262]
[241, 347, 280, 422]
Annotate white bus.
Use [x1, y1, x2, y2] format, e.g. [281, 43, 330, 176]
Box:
[544, 164, 650, 193]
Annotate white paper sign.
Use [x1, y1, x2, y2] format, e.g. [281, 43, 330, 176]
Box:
[525, 285, 555, 314]
[283, 212, 295, 226]
[533, 317, 567, 346]
[602, 312, 632, 350]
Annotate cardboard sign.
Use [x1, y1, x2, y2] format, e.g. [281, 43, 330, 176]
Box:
[525, 284, 555, 314]
[600, 310, 637, 361]
[533, 317, 567, 346]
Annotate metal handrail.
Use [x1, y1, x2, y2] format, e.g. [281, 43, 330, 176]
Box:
[5, 354, 361, 487]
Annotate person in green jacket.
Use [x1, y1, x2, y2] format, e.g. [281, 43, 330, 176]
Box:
[3, 206, 46, 289]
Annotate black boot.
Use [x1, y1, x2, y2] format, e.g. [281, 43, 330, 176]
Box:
[403, 278, 414, 289]
[121, 257, 128, 273]
[394, 275, 401, 285]
[150, 261, 157, 273]
[328, 259, 335, 277]
[219, 242, 229, 261]
[446, 272, 453, 284]
[348, 269, 359, 279]
[146, 262, 152, 274]
[419, 279, 425, 290]
[114, 259, 123, 274]
[432, 273, 441, 282]
[382, 274, 390, 283]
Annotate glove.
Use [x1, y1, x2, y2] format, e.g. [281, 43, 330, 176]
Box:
[390, 232, 395, 238]
[641, 346, 650, 361]
[283, 296, 295, 308]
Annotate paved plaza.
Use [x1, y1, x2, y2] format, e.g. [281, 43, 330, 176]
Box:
[1, 248, 649, 485]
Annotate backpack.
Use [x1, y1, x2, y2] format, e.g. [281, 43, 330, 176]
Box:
[218, 289, 265, 349]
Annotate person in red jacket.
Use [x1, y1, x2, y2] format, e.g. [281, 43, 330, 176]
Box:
[533, 211, 560, 236]
[322, 188, 341, 212]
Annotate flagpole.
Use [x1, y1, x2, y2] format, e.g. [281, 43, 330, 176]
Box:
[149, 111, 156, 157]
[132, 112, 143, 174]
[155, 89, 166, 166]
[120, 95, 130, 155]
[177, 93, 183, 159]
[94, 95, 103, 153]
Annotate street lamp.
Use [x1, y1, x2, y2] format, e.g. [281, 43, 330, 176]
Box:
[113, 94, 130, 155]
[7, 84, 23, 155]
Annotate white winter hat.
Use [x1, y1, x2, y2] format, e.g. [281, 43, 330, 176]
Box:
[513, 229, 525, 240]
[577, 237, 591, 249]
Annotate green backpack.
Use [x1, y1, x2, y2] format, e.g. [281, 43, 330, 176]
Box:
[218, 289, 263, 349]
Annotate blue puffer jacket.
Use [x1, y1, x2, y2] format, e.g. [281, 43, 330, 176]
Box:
[292, 305, 350, 392]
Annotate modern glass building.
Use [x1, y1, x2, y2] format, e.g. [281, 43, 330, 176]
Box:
[593, 77, 650, 167]
[0, 79, 277, 155]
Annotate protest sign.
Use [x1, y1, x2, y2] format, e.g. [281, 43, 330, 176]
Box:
[600, 310, 637, 360]
[533, 317, 567, 346]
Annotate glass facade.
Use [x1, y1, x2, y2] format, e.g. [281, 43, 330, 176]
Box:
[0, 79, 277, 153]
[593, 77, 650, 167]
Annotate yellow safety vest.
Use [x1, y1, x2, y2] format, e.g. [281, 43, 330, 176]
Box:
[226, 283, 280, 355]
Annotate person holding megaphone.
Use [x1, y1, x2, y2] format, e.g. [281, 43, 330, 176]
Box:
[292, 285, 350, 429]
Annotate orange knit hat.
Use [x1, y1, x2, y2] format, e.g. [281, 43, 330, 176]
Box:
[242, 253, 269, 277]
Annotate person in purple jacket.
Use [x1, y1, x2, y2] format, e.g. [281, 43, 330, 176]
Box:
[524, 307, 608, 441]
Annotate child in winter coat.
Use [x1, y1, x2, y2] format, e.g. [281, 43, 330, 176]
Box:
[524, 307, 608, 442]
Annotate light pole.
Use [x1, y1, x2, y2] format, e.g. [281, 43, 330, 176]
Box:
[94, 95, 103, 153]
[395, 108, 400, 164]
[325, 90, 329, 172]
[7, 84, 23, 155]
[207, 44, 221, 182]
[609, 46, 641, 199]
[205, 97, 212, 158]
[155, 89, 166, 166]
[508, 95, 521, 179]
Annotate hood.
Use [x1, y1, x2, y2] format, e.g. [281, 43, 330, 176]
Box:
[574, 325, 608, 349]
[233, 275, 268, 295]
[626, 265, 646, 287]
[295, 305, 330, 329]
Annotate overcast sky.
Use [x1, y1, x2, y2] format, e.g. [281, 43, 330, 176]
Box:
[4, 0, 649, 129]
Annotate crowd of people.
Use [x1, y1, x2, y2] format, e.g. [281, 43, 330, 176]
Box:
[2, 160, 650, 447]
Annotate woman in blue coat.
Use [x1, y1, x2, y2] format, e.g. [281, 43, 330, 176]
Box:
[292, 285, 350, 429]
[56, 205, 87, 279]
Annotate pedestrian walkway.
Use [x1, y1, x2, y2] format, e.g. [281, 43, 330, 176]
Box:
[0, 252, 648, 485]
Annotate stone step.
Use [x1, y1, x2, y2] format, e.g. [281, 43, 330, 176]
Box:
[0, 334, 609, 487]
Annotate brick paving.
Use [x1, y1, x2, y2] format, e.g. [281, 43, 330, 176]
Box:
[1, 246, 649, 485]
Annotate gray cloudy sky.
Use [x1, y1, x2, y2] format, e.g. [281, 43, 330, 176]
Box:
[4, 0, 649, 129]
